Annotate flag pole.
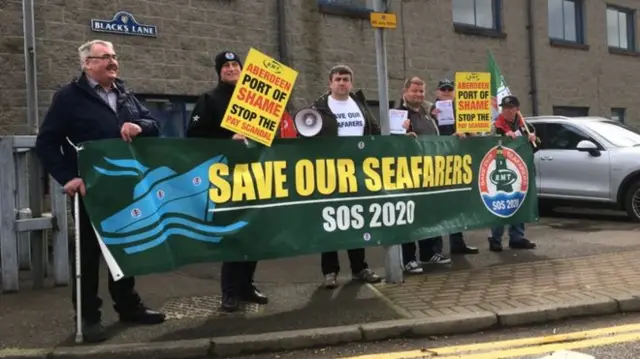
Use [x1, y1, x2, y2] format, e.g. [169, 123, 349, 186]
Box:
[517, 110, 537, 148]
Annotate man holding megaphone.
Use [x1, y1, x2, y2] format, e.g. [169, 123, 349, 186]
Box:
[295, 64, 383, 289]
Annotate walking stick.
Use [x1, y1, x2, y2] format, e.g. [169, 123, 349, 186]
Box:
[74, 192, 83, 343]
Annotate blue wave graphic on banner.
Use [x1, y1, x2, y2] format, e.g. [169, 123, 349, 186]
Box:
[93, 155, 248, 254]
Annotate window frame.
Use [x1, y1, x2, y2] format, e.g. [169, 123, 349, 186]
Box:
[452, 0, 505, 39]
[606, 5, 636, 51]
[548, 0, 586, 45]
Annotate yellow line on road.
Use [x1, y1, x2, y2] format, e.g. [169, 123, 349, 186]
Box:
[436, 332, 640, 359]
[339, 322, 640, 359]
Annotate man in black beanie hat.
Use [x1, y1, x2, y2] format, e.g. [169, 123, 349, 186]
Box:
[186, 50, 268, 312]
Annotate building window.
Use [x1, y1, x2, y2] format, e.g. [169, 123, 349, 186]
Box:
[607, 6, 635, 50]
[548, 0, 584, 43]
[137, 95, 198, 138]
[611, 107, 626, 122]
[366, 100, 395, 122]
[318, 0, 373, 18]
[452, 0, 499, 29]
[552, 106, 589, 117]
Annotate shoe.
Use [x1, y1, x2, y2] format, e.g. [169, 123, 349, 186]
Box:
[323, 273, 338, 289]
[489, 240, 503, 252]
[240, 287, 269, 305]
[450, 245, 479, 255]
[352, 269, 382, 283]
[81, 321, 107, 343]
[404, 260, 423, 274]
[425, 253, 451, 264]
[220, 293, 240, 312]
[509, 238, 536, 249]
[119, 306, 166, 325]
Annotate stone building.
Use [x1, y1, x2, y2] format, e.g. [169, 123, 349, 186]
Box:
[2, 0, 640, 136]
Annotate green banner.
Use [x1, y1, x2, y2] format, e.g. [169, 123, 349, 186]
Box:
[78, 136, 538, 278]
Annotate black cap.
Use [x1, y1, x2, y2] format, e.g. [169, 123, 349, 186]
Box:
[437, 79, 454, 90]
[214, 51, 243, 77]
[500, 95, 520, 107]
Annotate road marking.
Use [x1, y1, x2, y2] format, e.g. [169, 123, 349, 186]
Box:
[338, 322, 640, 359]
[538, 350, 595, 358]
[435, 332, 640, 358]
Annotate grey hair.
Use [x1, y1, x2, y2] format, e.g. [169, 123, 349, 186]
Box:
[78, 40, 114, 70]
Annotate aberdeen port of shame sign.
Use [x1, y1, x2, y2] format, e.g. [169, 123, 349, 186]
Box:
[91, 11, 157, 37]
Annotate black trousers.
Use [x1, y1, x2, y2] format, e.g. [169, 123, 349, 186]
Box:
[402, 236, 442, 265]
[70, 199, 142, 324]
[220, 261, 258, 296]
[321, 249, 368, 275]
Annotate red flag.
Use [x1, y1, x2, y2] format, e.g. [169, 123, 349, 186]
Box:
[279, 111, 298, 138]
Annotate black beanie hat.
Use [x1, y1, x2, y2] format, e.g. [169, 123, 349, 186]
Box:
[214, 51, 242, 77]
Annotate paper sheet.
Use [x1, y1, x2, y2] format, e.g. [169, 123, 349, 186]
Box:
[389, 109, 408, 134]
[436, 100, 454, 126]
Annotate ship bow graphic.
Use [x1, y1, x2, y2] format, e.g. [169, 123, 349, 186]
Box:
[93, 156, 248, 254]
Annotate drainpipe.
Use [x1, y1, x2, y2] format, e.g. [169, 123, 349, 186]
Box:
[277, 0, 289, 65]
[22, 0, 39, 133]
[526, 0, 539, 115]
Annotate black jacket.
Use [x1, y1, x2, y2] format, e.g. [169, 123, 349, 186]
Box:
[311, 90, 381, 137]
[186, 82, 237, 139]
[35, 73, 159, 187]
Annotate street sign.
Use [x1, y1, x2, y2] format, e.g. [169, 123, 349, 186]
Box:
[370, 12, 397, 29]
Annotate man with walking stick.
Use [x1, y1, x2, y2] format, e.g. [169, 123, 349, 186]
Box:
[35, 39, 166, 343]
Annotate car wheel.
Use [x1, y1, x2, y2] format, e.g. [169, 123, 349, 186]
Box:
[624, 182, 640, 222]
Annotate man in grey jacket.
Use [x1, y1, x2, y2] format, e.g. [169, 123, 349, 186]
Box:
[397, 77, 451, 274]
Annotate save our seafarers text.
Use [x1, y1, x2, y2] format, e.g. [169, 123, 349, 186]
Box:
[221, 47, 299, 146]
[454, 72, 492, 133]
[207, 155, 473, 204]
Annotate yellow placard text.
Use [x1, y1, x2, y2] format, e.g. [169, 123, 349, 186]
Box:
[207, 155, 474, 204]
[454, 72, 492, 133]
[220, 47, 299, 147]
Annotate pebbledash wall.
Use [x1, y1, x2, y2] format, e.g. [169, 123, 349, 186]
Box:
[2, 0, 640, 136]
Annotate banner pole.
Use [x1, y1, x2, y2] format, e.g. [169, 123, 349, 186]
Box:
[74, 192, 83, 343]
[373, 0, 403, 284]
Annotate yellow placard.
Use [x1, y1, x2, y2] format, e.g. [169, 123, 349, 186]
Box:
[370, 12, 397, 29]
[221, 48, 299, 146]
[454, 72, 492, 133]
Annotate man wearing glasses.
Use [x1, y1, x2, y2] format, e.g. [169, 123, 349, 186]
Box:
[35, 40, 165, 343]
[429, 79, 479, 255]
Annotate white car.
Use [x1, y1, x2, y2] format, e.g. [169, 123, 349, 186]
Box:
[525, 116, 640, 221]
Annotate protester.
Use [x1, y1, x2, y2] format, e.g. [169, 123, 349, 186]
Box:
[429, 78, 479, 255]
[34, 39, 165, 342]
[397, 77, 451, 274]
[488, 95, 538, 251]
[310, 64, 383, 288]
[186, 50, 269, 312]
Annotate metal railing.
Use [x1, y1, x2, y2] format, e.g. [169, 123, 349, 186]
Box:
[0, 135, 69, 293]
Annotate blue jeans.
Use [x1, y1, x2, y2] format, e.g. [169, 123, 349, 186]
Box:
[489, 224, 525, 244]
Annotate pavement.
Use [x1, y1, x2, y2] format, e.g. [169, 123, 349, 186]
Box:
[1, 208, 639, 358]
